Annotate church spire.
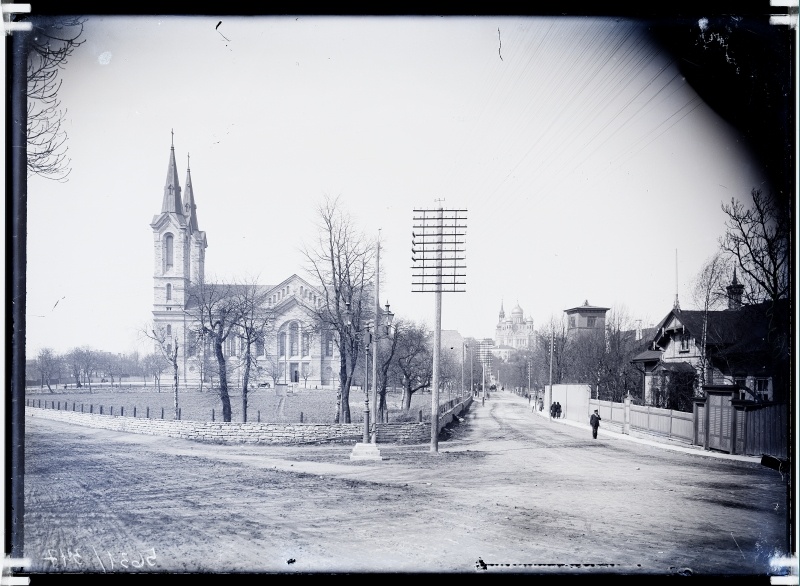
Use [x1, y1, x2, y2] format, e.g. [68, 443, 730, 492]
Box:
[499, 299, 505, 320]
[161, 130, 183, 214]
[184, 153, 199, 232]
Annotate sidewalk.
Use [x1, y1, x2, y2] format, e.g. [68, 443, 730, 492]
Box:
[527, 400, 761, 464]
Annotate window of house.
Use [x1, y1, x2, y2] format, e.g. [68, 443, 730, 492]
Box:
[325, 331, 334, 357]
[679, 334, 690, 352]
[587, 316, 596, 328]
[166, 343, 172, 355]
[569, 316, 575, 328]
[164, 234, 174, 271]
[256, 335, 265, 357]
[166, 283, 172, 301]
[302, 333, 310, 356]
[755, 378, 769, 401]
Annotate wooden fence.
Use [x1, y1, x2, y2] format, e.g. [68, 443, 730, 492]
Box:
[736, 403, 788, 458]
[589, 398, 694, 443]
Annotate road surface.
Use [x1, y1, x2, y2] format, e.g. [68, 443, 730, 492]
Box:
[23, 391, 788, 575]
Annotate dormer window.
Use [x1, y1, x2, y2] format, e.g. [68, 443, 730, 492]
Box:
[679, 334, 690, 352]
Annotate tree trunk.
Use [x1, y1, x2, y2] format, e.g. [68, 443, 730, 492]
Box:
[403, 384, 412, 411]
[339, 357, 351, 423]
[214, 337, 232, 422]
[242, 348, 252, 423]
[173, 345, 179, 420]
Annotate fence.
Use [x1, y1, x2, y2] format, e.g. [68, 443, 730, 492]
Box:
[738, 403, 787, 458]
[587, 398, 694, 443]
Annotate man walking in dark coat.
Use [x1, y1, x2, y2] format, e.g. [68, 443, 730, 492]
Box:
[590, 409, 601, 439]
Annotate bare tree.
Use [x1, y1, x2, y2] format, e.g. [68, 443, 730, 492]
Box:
[691, 252, 735, 386]
[376, 324, 400, 421]
[143, 324, 180, 419]
[720, 189, 790, 305]
[26, 17, 86, 181]
[720, 188, 790, 401]
[232, 279, 273, 422]
[391, 320, 433, 411]
[35, 348, 59, 392]
[143, 352, 167, 391]
[188, 277, 246, 422]
[303, 195, 376, 423]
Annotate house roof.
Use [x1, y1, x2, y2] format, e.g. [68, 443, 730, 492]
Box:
[631, 349, 662, 363]
[564, 300, 610, 314]
[648, 299, 789, 374]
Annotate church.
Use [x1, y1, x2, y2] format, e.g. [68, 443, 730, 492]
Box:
[493, 300, 535, 356]
[150, 138, 339, 389]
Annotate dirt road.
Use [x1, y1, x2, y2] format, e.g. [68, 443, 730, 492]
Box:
[24, 391, 788, 575]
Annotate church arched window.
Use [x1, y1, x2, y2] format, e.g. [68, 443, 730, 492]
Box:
[166, 283, 172, 301]
[164, 234, 174, 271]
[166, 324, 172, 337]
[279, 332, 286, 357]
[290, 323, 299, 356]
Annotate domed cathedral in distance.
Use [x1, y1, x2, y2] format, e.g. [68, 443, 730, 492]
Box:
[494, 300, 535, 352]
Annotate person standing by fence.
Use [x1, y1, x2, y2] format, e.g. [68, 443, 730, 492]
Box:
[590, 409, 601, 439]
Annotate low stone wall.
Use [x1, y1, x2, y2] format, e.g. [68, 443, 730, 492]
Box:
[30, 407, 368, 445]
[28, 395, 473, 446]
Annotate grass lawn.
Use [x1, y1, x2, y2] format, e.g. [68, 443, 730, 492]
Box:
[24, 385, 463, 423]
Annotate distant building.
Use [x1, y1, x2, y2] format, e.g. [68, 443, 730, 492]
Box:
[494, 300, 535, 350]
[564, 300, 610, 338]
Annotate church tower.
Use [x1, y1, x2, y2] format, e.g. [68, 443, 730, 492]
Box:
[150, 134, 207, 380]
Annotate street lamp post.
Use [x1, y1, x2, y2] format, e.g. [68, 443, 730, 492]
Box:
[364, 323, 371, 444]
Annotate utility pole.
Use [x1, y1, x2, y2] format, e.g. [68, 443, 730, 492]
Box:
[371, 234, 380, 443]
[412, 206, 467, 453]
[548, 331, 554, 419]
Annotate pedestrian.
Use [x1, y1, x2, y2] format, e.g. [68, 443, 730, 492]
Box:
[590, 409, 601, 439]
[550, 402, 556, 418]
[556, 402, 562, 418]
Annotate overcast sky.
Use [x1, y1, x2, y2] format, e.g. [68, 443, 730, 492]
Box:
[23, 16, 769, 356]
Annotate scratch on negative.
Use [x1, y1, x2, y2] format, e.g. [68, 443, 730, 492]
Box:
[498, 28, 503, 61]
[731, 532, 745, 559]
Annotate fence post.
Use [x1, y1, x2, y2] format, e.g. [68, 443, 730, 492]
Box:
[258, 410, 260, 423]
[161, 407, 164, 419]
[300, 412, 304, 423]
[419, 409, 423, 422]
[146, 406, 150, 419]
[100, 406, 103, 415]
[81, 403, 84, 413]
[178, 408, 181, 420]
[624, 397, 630, 435]
[212, 409, 215, 422]
[57, 401, 60, 410]
[133, 406, 136, 418]
[73, 402, 75, 412]
[38, 399, 41, 408]
[90, 404, 93, 414]
[121, 406, 124, 417]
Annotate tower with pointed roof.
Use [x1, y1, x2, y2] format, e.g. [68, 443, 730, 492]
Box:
[150, 134, 207, 372]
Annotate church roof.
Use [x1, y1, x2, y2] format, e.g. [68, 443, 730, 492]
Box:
[161, 137, 184, 215]
[184, 155, 199, 232]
